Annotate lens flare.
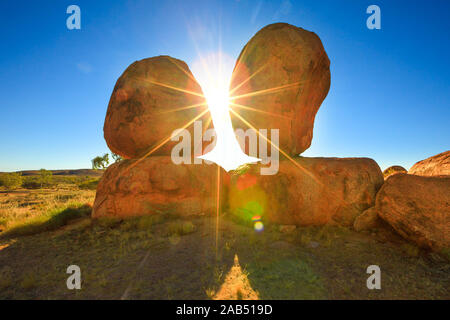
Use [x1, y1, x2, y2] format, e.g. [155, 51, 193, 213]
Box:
[254, 221, 264, 232]
[252, 215, 264, 232]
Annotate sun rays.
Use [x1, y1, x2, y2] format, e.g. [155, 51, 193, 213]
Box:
[129, 57, 309, 173]
[120, 56, 326, 262]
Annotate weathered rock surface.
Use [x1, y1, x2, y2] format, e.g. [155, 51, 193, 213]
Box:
[383, 165, 407, 179]
[353, 207, 382, 231]
[408, 151, 450, 177]
[230, 23, 331, 156]
[227, 157, 383, 226]
[104, 55, 212, 159]
[376, 173, 450, 250]
[92, 157, 225, 218]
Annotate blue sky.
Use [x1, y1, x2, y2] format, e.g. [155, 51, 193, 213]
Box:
[0, 0, 449, 171]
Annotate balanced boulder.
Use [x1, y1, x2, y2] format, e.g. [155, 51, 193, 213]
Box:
[92, 157, 225, 218]
[227, 157, 383, 226]
[104, 55, 212, 159]
[376, 173, 450, 250]
[408, 150, 450, 177]
[229, 23, 331, 156]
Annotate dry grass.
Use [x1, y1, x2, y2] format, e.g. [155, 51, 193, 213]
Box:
[0, 180, 448, 300]
[0, 187, 95, 232]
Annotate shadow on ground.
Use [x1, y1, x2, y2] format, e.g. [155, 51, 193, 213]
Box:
[0, 214, 448, 299]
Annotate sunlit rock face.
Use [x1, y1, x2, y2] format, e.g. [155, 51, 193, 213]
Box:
[382, 165, 407, 180]
[376, 174, 450, 250]
[104, 56, 212, 159]
[227, 157, 383, 226]
[230, 23, 331, 156]
[408, 150, 450, 177]
[92, 157, 227, 218]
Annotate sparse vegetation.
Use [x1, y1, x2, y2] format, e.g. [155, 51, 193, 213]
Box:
[0, 175, 448, 300]
[77, 178, 100, 190]
[92, 153, 110, 170]
[38, 169, 53, 188]
[166, 220, 196, 236]
[0, 172, 23, 190]
[1, 203, 91, 239]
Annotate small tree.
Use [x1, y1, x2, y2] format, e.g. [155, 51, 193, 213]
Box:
[0, 172, 23, 190]
[92, 153, 110, 170]
[38, 169, 53, 188]
[111, 152, 123, 163]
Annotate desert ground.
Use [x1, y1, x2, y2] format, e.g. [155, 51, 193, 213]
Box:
[0, 173, 448, 300]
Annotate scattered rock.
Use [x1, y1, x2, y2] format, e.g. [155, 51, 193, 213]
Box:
[103, 55, 212, 159]
[408, 150, 450, 177]
[354, 207, 382, 232]
[376, 173, 450, 250]
[92, 156, 225, 218]
[230, 23, 331, 156]
[279, 225, 297, 233]
[382, 165, 407, 179]
[227, 157, 384, 226]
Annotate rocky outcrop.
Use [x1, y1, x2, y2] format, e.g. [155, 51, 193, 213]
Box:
[229, 23, 330, 156]
[93, 157, 225, 218]
[376, 173, 450, 250]
[227, 157, 383, 226]
[103, 55, 212, 159]
[382, 165, 407, 179]
[408, 151, 450, 177]
[353, 207, 382, 231]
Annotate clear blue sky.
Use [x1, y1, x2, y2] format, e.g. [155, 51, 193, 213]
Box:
[0, 0, 449, 172]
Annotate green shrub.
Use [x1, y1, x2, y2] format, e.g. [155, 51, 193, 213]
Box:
[22, 176, 41, 189]
[38, 169, 53, 188]
[0, 172, 23, 189]
[78, 178, 100, 190]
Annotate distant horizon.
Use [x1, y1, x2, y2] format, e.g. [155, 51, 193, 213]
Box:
[2, 149, 448, 173]
[1, 0, 449, 172]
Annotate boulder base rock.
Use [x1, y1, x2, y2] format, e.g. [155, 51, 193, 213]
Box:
[230, 23, 330, 156]
[104, 55, 212, 159]
[92, 157, 225, 218]
[408, 151, 450, 177]
[383, 165, 407, 179]
[376, 173, 450, 250]
[354, 207, 382, 231]
[227, 157, 383, 226]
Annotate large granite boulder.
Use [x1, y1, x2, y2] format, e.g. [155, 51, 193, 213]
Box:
[383, 165, 407, 179]
[408, 151, 450, 177]
[376, 173, 450, 250]
[104, 55, 212, 159]
[92, 157, 225, 218]
[230, 23, 331, 156]
[227, 157, 383, 226]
